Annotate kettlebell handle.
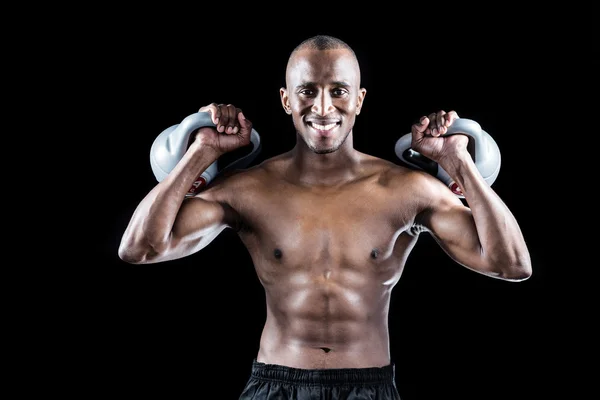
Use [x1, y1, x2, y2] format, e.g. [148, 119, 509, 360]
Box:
[395, 118, 486, 170]
[426, 118, 485, 163]
[394, 118, 501, 197]
[167, 112, 261, 167]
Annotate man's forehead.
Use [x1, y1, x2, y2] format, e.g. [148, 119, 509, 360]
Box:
[287, 49, 359, 85]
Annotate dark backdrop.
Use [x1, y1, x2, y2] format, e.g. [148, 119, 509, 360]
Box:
[74, 11, 574, 400]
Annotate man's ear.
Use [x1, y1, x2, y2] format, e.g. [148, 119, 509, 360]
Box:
[356, 88, 367, 115]
[280, 87, 292, 114]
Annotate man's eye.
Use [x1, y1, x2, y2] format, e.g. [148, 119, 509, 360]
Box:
[300, 89, 314, 96]
[332, 89, 347, 96]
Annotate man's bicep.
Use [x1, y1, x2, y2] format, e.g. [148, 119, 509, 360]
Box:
[423, 203, 480, 249]
[416, 187, 485, 271]
[173, 196, 237, 240]
[175, 168, 247, 234]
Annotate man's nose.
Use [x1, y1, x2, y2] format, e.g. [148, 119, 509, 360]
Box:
[311, 92, 335, 116]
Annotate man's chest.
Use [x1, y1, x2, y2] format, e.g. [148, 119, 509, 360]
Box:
[236, 186, 416, 263]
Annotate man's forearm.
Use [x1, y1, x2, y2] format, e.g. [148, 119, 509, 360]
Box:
[441, 152, 532, 277]
[120, 142, 220, 257]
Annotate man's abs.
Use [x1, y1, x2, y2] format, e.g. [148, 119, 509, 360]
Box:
[256, 270, 396, 369]
[238, 195, 418, 368]
[228, 155, 423, 368]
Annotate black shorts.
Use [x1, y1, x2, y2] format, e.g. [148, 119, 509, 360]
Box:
[239, 359, 401, 399]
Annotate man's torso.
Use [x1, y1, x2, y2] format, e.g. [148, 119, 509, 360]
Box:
[208, 151, 428, 368]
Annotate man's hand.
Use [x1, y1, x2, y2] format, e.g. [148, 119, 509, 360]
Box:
[194, 103, 253, 156]
[411, 110, 469, 164]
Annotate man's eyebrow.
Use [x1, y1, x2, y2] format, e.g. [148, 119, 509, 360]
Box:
[296, 81, 351, 89]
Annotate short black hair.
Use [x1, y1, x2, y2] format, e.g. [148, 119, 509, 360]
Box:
[284, 35, 362, 87]
[291, 35, 356, 58]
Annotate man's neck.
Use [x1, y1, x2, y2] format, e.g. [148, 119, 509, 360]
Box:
[288, 135, 361, 187]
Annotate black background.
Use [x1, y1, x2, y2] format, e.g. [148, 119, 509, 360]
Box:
[58, 8, 585, 400]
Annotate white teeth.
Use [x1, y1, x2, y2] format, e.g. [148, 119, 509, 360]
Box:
[311, 122, 337, 131]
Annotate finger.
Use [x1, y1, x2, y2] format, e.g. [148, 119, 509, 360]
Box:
[445, 110, 460, 125]
[411, 116, 428, 144]
[413, 116, 428, 132]
[215, 104, 228, 133]
[228, 104, 239, 133]
[222, 104, 237, 134]
[237, 112, 252, 146]
[212, 103, 222, 125]
[200, 103, 220, 125]
[427, 113, 437, 136]
[210, 103, 225, 130]
[434, 110, 447, 135]
[437, 110, 446, 131]
[231, 108, 243, 134]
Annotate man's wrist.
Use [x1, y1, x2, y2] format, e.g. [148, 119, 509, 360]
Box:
[438, 149, 474, 179]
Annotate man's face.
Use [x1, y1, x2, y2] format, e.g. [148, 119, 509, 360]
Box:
[281, 49, 366, 154]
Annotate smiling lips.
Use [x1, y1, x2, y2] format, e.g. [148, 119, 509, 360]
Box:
[308, 120, 340, 137]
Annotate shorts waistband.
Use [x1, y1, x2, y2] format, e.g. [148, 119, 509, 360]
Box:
[250, 359, 396, 386]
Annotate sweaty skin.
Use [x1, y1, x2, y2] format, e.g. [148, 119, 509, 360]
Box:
[119, 47, 532, 370]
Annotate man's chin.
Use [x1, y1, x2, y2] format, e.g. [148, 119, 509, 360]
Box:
[300, 129, 348, 154]
[313, 147, 337, 154]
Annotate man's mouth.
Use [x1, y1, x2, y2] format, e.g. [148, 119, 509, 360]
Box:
[308, 121, 340, 136]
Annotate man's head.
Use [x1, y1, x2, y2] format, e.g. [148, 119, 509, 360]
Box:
[280, 35, 367, 154]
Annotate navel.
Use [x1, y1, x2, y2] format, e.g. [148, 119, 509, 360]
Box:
[274, 248, 283, 260]
[371, 248, 380, 259]
[320, 347, 331, 353]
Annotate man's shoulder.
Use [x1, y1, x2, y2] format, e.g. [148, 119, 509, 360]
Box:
[202, 153, 287, 192]
[360, 153, 422, 184]
[367, 154, 445, 194]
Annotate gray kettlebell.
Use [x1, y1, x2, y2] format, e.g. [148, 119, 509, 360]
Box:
[150, 111, 262, 196]
[394, 118, 501, 197]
